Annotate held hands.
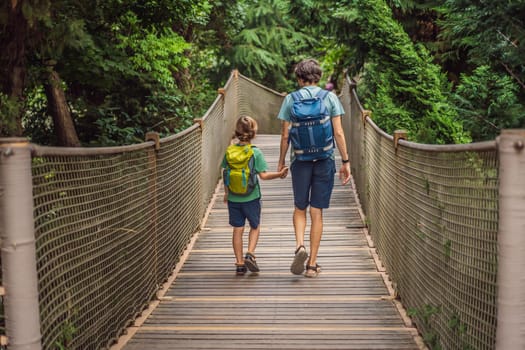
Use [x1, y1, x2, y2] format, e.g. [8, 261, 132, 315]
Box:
[277, 162, 288, 179]
[279, 166, 289, 179]
[257, 167, 288, 181]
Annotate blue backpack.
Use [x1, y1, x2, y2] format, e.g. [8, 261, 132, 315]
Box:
[289, 89, 334, 161]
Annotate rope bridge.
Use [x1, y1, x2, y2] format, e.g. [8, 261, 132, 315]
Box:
[0, 72, 523, 350]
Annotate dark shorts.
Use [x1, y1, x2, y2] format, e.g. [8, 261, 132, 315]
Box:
[228, 199, 261, 228]
[290, 158, 336, 210]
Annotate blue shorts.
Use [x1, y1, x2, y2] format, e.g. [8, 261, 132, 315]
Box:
[290, 158, 336, 210]
[228, 199, 261, 228]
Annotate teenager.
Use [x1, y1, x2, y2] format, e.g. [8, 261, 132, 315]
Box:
[277, 59, 351, 278]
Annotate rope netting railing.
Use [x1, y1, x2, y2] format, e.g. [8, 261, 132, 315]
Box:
[341, 76, 525, 350]
[0, 71, 285, 350]
[1, 70, 523, 350]
[31, 143, 160, 350]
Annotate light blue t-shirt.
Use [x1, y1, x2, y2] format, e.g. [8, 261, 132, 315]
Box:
[277, 86, 344, 122]
[277, 86, 345, 162]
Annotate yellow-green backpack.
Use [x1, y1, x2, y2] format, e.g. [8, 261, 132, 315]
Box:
[223, 144, 258, 196]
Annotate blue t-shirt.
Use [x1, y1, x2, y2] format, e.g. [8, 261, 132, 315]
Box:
[277, 86, 345, 162]
[221, 145, 268, 203]
[277, 86, 344, 122]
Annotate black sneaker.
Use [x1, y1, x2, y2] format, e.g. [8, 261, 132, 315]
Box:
[236, 265, 247, 275]
[244, 252, 260, 273]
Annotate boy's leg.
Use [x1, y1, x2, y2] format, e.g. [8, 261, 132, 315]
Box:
[247, 225, 260, 254]
[228, 201, 247, 268]
[245, 225, 261, 272]
[243, 199, 261, 272]
[232, 227, 245, 265]
[243, 199, 262, 254]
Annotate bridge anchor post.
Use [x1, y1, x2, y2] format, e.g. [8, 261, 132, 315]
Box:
[496, 129, 525, 350]
[0, 138, 42, 350]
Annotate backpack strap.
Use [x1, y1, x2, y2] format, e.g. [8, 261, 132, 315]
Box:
[292, 88, 329, 101]
[290, 91, 303, 102]
[316, 89, 329, 100]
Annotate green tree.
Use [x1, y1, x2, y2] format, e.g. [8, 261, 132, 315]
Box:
[225, 0, 309, 91]
[386, 1, 443, 60]
[288, 0, 364, 88]
[57, 0, 211, 145]
[453, 65, 525, 141]
[0, 0, 52, 136]
[1, 0, 217, 145]
[332, 0, 469, 143]
[439, 0, 525, 90]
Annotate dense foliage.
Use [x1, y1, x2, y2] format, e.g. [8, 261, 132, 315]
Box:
[336, 0, 469, 144]
[1, 0, 524, 145]
[1, 0, 216, 145]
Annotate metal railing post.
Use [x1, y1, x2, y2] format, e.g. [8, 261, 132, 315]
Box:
[0, 138, 42, 350]
[496, 129, 525, 349]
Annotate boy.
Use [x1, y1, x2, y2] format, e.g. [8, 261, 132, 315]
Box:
[223, 116, 288, 275]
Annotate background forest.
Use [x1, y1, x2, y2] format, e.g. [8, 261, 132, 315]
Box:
[1, 0, 524, 146]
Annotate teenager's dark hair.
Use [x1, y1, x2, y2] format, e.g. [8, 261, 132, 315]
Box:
[294, 59, 322, 84]
[234, 115, 258, 142]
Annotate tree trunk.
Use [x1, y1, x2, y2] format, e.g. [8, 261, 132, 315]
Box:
[44, 68, 81, 147]
[2, 1, 28, 136]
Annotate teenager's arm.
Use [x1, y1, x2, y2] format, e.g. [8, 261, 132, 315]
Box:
[278, 121, 290, 171]
[332, 116, 351, 185]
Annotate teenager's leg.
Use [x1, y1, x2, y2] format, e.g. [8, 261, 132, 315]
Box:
[290, 207, 308, 274]
[290, 160, 312, 274]
[293, 207, 307, 248]
[307, 159, 335, 274]
[308, 207, 323, 266]
[290, 160, 312, 249]
[232, 227, 245, 265]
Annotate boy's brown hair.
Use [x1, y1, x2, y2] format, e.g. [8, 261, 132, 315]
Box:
[294, 59, 322, 84]
[234, 116, 258, 142]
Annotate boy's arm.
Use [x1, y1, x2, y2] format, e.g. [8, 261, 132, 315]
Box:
[259, 167, 288, 180]
[221, 156, 229, 203]
[222, 162, 228, 203]
[223, 183, 229, 203]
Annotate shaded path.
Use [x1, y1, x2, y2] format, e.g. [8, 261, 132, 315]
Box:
[119, 135, 422, 349]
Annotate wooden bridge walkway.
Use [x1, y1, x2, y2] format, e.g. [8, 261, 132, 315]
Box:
[115, 135, 423, 350]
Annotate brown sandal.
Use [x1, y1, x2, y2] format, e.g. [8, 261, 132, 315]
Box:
[304, 264, 321, 278]
[290, 245, 308, 275]
[244, 252, 260, 273]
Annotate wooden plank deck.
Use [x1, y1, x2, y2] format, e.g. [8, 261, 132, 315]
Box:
[118, 135, 423, 350]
